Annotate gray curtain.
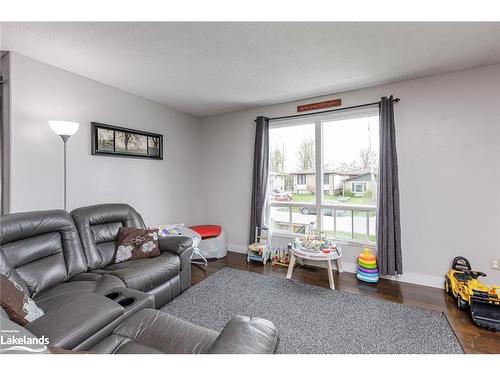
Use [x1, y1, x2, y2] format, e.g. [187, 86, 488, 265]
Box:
[249, 116, 270, 244]
[377, 96, 402, 275]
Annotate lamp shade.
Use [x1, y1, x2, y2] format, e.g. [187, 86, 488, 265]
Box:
[48, 121, 80, 136]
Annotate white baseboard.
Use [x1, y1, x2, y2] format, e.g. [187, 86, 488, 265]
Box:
[226, 246, 444, 289]
[380, 271, 444, 289]
[333, 261, 444, 288]
[228, 243, 248, 254]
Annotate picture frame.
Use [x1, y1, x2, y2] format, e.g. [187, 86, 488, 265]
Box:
[91, 122, 163, 160]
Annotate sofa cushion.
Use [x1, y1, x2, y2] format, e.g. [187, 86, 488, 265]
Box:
[33, 273, 125, 312]
[26, 292, 124, 349]
[0, 210, 88, 297]
[114, 227, 160, 263]
[0, 275, 44, 325]
[93, 251, 180, 292]
[71, 204, 146, 269]
[89, 308, 218, 354]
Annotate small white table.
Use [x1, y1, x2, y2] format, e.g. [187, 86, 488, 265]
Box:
[286, 247, 343, 290]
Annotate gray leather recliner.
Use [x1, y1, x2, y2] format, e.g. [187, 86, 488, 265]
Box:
[70, 204, 192, 307]
[0, 304, 279, 354]
[88, 308, 278, 354]
[0, 209, 125, 313]
[0, 205, 192, 311]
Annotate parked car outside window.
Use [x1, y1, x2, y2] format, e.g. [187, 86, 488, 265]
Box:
[272, 191, 293, 202]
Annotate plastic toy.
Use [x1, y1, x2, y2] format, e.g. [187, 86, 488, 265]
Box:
[165, 228, 181, 236]
[271, 244, 292, 267]
[247, 227, 271, 265]
[356, 249, 379, 283]
[445, 256, 500, 331]
[189, 225, 227, 260]
[293, 223, 340, 256]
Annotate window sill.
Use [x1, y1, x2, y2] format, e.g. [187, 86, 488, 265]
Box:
[271, 231, 376, 249]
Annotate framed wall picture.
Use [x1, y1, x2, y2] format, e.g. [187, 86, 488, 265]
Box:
[91, 122, 163, 160]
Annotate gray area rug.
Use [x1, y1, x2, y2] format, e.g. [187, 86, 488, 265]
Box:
[161, 267, 463, 354]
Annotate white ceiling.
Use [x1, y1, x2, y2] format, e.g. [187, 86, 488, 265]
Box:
[2, 22, 500, 117]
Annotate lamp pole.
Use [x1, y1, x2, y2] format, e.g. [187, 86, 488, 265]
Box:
[60, 135, 70, 211]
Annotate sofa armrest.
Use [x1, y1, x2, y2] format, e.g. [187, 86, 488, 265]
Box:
[158, 236, 193, 255]
[207, 316, 278, 354]
[158, 236, 193, 293]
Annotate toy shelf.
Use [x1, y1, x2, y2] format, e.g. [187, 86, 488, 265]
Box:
[271, 261, 289, 267]
[248, 252, 269, 264]
[247, 226, 271, 265]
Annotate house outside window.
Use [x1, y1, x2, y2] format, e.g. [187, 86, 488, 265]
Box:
[269, 110, 379, 244]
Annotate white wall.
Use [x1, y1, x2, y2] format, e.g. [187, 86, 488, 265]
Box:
[199, 64, 500, 287]
[7, 52, 202, 226]
[6, 51, 500, 288]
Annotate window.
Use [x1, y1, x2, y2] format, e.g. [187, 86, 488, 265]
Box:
[269, 123, 315, 234]
[269, 111, 379, 244]
[351, 181, 366, 194]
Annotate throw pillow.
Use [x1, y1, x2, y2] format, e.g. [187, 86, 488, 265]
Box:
[0, 275, 44, 325]
[115, 227, 160, 263]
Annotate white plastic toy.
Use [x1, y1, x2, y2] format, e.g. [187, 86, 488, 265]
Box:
[189, 225, 227, 261]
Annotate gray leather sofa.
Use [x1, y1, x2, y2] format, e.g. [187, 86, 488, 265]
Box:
[70, 204, 191, 307]
[1, 303, 278, 354]
[0, 209, 124, 313]
[0, 205, 190, 310]
[0, 205, 279, 354]
[89, 309, 278, 354]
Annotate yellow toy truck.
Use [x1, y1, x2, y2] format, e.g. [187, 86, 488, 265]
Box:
[445, 256, 500, 331]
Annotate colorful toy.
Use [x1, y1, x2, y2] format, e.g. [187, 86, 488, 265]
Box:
[445, 256, 500, 331]
[164, 228, 181, 236]
[271, 243, 292, 267]
[356, 249, 379, 283]
[293, 223, 341, 256]
[247, 227, 271, 265]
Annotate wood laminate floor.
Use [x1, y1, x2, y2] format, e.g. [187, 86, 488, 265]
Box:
[191, 251, 499, 354]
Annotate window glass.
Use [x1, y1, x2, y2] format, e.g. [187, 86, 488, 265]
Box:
[269, 123, 315, 204]
[322, 115, 379, 207]
[269, 113, 378, 244]
[297, 174, 306, 185]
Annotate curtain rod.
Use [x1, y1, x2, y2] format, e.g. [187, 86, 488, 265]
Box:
[265, 97, 400, 122]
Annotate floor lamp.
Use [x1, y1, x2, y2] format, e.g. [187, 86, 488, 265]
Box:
[49, 121, 79, 211]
